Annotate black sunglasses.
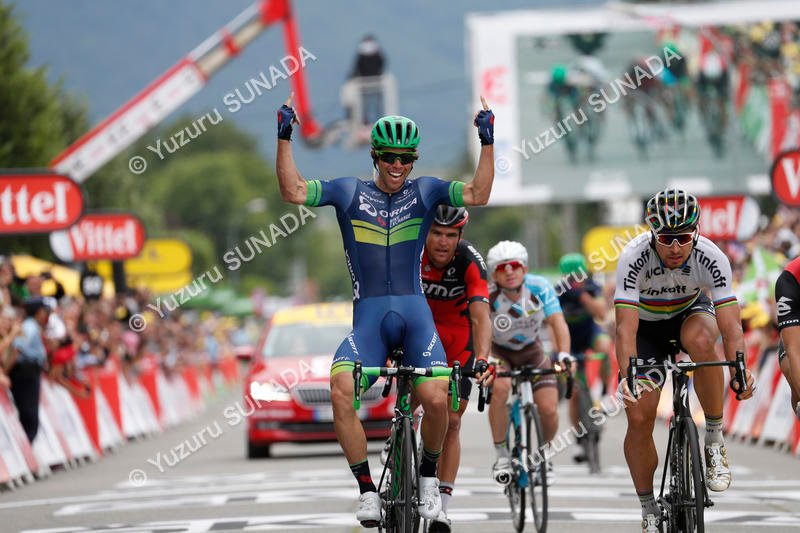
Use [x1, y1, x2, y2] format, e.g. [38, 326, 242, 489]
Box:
[376, 151, 418, 165]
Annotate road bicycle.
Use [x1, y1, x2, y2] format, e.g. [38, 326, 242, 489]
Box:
[353, 359, 467, 533]
[487, 362, 573, 533]
[626, 349, 748, 533]
[572, 351, 607, 474]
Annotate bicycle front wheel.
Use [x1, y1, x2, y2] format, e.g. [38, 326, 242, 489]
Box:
[394, 417, 419, 533]
[504, 406, 526, 532]
[526, 405, 548, 533]
[677, 418, 705, 532]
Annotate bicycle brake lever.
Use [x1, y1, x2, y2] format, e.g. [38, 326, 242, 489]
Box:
[381, 373, 394, 398]
[628, 356, 638, 400]
[733, 351, 747, 398]
[564, 365, 574, 400]
[353, 360, 363, 410]
[477, 381, 486, 412]
[450, 361, 461, 412]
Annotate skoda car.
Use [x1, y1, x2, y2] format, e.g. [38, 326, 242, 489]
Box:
[245, 302, 394, 458]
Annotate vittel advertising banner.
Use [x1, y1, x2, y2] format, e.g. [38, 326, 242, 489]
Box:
[49, 212, 145, 262]
[697, 195, 760, 241]
[0, 172, 84, 234]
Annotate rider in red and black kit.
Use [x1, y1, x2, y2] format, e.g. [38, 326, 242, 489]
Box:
[421, 205, 493, 531]
[775, 256, 800, 421]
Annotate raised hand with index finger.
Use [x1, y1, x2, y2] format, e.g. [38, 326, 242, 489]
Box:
[277, 93, 301, 141]
[473, 96, 494, 146]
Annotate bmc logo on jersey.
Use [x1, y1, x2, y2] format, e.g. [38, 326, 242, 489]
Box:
[423, 281, 465, 299]
[466, 244, 487, 271]
[777, 296, 793, 317]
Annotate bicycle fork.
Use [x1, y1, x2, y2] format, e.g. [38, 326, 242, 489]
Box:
[510, 381, 535, 489]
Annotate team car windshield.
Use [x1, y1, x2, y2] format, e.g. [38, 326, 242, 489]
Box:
[262, 323, 352, 358]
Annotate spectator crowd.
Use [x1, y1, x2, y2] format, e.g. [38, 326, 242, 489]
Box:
[0, 258, 249, 446]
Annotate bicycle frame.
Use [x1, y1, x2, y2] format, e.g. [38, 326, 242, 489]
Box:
[508, 379, 534, 487]
[352, 360, 461, 532]
[489, 363, 572, 533]
[627, 351, 748, 531]
[657, 361, 711, 513]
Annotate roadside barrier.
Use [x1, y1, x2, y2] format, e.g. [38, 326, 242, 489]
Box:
[0, 355, 240, 489]
[581, 334, 798, 458]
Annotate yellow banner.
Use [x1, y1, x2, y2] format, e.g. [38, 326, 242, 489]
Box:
[11, 255, 115, 298]
[125, 238, 192, 275]
[126, 270, 195, 294]
[582, 225, 649, 273]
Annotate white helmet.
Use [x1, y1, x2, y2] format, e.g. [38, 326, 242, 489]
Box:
[486, 240, 528, 272]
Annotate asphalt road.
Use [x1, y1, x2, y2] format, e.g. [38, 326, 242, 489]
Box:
[2, 389, 800, 533]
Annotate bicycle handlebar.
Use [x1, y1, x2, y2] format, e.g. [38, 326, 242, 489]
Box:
[487, 361, 574, 402]
[458, 363, 489, 413]
[352, 360, 462, 411]
[626, 351, 748, 400]
[494, 363, 569, 379]
[352, 359, 491, 413]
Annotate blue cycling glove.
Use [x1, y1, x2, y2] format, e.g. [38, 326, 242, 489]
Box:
[277, 104, 296, 141]
[474, 109, 495, 145]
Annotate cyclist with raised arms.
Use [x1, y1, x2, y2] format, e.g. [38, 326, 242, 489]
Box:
[275, 95, 495, 527]
[421, 206, 493, 531]
[614, 188, 755, 533]
[774, 256, 800, 421]
[485, 241, 572, 485]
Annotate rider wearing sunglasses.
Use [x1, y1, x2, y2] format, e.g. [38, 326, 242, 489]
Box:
[484, 240, 572, 487]
[275, 95, 496, 528]
[420, 206, 493, 531]
[613, 188, 755, 533]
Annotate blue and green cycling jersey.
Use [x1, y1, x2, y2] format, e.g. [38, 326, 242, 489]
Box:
[305, 176, 464, 301]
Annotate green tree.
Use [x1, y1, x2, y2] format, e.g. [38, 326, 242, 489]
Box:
[0, 2, 65, 167]
[0, 3, 90, 258]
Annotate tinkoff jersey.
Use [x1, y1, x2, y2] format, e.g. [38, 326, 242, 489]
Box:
[613, 232, 737, 321]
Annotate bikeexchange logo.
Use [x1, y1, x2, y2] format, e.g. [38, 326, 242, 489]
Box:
[358, 192, 418, 226]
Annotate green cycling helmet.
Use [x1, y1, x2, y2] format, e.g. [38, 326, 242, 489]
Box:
[371, 115, 420, 150]
[559, 253, 587, 276]
[551, 64, 568, 85]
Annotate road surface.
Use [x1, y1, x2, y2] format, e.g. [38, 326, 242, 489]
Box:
[1, 390, 799, 532]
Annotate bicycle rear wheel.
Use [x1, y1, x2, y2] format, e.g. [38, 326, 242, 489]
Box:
[506, 409, 526, 532]
[677, 418, 705, 532]
[576, 381, 601, 474]
[526, 405, 548, 532]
